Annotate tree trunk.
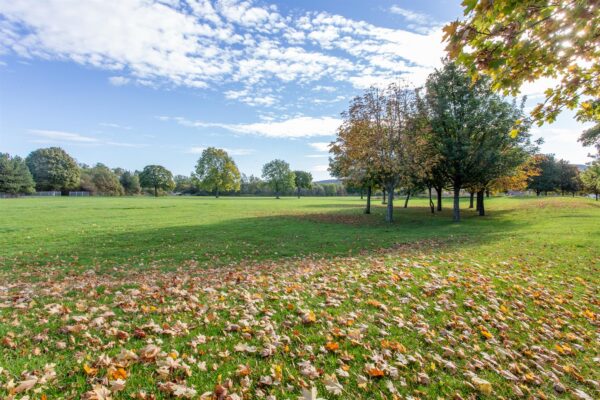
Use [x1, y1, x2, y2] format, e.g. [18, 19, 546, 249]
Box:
[360, 189, 364, 200]
[154, 185, 158, 197]
[453, 185, 461, 222]
[477, 190, 485, 216]
[297, 186, 301, 199]
[403, 191, 410, 208]
[215, 187, 219, 198]
[536, 190, 540, 196]
[485, 189, 490, 198]
[365, 185, 372, 214]
[428, 186, 434, 214]
[596, 193, 598, 201]
[436, 187, 442, 211]
[382, 188, 387, 204]
[469, 191, 474, 208]
[276, 191, 280, 199]
[385, 185, 394, 223]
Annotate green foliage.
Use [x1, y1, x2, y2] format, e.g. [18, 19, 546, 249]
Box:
[293, 170, 312, 197]
[580, 161, 600, 199]
[194, 147, 241, 197]
[82, 163, 124, 196]
[557, 159, 581, 195]
[0, 153, 35, 194]
[25, 147, 80, 191]
[425, 61, 530, 220]
[445, 0, 599, 129]
[262, 159, 295, 198]
[139, 165, 175, 196]
[527, 154, 561, 194]
[173, 174, 195, 194]
[119, 171, 141, 195]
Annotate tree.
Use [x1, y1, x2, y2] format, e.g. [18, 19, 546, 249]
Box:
[445, 0, 599, 139]
[139, 165, 175, 197]
[331, 84, 429, 222]
[527, 154, 561, 195]
[173, 175, 195, 194]
[262, 160, 295, 199]
[120, 171, 141, 195]
[90, 164, 124, 195]
[194, 147, 241, 198]
[293, 170, 312, 198]
[0, 153, 35, 194]
[557, 160, 581, 196]
[330, 119, 379, 215]
[490, 155, 542, 193]
[581, 161, 600, 200]
[26, 147, 80, 192]
[426, 62, 531, 221]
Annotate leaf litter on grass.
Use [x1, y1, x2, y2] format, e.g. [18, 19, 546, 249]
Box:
[0, 244, 598, 399]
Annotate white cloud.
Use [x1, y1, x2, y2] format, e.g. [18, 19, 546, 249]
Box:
[100, 122, 132, 130]
[389, 6, 431, 25]
[0, 0, 448, 105]
[308, 142, 331, 152]
[29, 129, 146, 147]
[29, 129, 98, 143]
[164, 115, 341, 138]
[108, 76, 130, 86]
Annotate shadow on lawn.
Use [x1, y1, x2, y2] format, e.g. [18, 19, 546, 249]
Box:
[66, 204, 525, 271]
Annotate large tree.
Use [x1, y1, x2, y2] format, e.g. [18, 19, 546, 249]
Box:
[425, 61, 531, 221]
[139, 165, 175, 197]
[527, 154, 561, 195]
[262, 159, 295, 199]
[557, 160, 581, 196]
[25, 147, 80, 192]
[120, 171, 141, 195]
[445, 0, 599, 141]
[581, 161, 600, 200]
[91, 164, 124, 195]
[331, 84, 429, 222]
[293, 170, 313, 198]
[0, 153, 35, 195]
[330, 117, 380, 215]
[194, 147, 241, 198]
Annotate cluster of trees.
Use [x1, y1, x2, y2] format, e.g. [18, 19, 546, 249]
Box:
[191, 148, 318, 198]
[0, 145, 327, 198]
[330, 61, 539, 222]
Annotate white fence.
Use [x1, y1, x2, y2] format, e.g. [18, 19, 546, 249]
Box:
[69, 191, 90, 197]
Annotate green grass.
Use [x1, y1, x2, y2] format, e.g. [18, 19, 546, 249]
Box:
[0, 196, 598, 399]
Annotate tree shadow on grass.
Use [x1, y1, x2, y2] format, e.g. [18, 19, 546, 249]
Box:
[32, 204, 525, 273]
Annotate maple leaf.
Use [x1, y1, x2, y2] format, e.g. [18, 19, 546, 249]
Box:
[323, 374, 343, 395]
[298, 387, 325, 400]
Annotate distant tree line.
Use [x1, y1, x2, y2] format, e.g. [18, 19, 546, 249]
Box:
[0, 145, 349, 198]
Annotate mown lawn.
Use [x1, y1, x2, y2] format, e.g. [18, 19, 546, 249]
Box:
[0, 196, 598, 399]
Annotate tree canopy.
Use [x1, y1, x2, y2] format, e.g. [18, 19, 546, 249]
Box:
[0, 153, 35, 195]
[425, 61, 532, 220]
[119, 171, 141, 195]
[80, 164, 124, 196]
[293, 170, 313, 198]
[262, 159, 295, 199]
[25, 147, 80, 191]
[581, 161, 600, 200]
[139, 165, 175, 197]
[194, 147, 241, 198]
[445, 0, 599, 136]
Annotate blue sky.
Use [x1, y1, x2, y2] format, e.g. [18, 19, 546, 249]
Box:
[0, 0, 594, 180]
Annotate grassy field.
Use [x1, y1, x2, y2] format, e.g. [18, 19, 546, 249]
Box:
[0, 196, 598, 399]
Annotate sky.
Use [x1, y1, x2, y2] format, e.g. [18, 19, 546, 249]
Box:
[0, 0, 595, 180]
